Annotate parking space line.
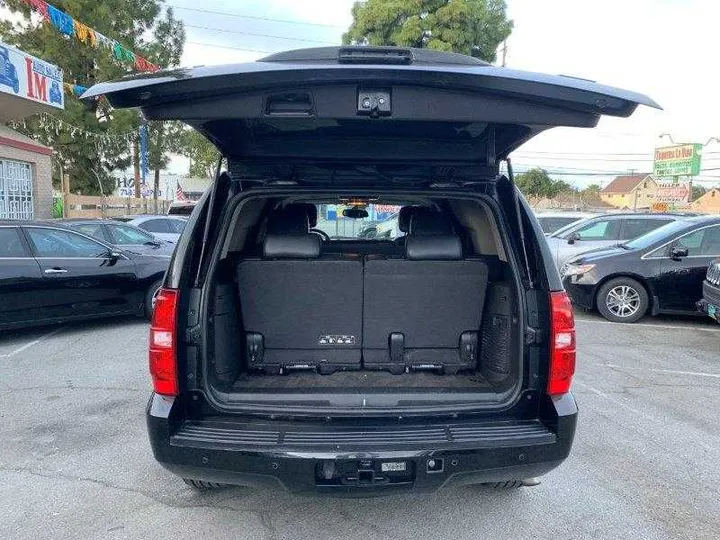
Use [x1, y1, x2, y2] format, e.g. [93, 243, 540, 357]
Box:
[0, 327, 64, 359]
[576, 318, 720, 332]
[602, 363, 720, 379]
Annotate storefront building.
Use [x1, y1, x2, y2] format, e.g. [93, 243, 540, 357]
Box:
[0, 40, 63, 219]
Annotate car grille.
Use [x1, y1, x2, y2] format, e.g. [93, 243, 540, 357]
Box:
[707, 262, 720, 287]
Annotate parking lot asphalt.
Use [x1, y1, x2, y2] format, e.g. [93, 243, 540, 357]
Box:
[1, 313, 720, 540]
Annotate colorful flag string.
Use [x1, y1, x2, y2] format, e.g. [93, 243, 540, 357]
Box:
[20, 0, 159, 73]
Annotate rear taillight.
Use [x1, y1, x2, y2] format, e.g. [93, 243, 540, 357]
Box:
[548, 291, 576, 396]
[149, 288, 179, 396]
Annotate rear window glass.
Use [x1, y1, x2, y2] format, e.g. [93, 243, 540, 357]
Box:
[139, 219, 171, 233]
[622, 218, 672, 239]
[167, 219, 187, 234]
[315, 204, 402, 240]
[536, 216, 579, 234]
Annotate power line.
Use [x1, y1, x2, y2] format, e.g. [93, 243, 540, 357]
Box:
[186, 41, 272, 54]
[184, 24, 337, 45]
[170, 5, 347, 29]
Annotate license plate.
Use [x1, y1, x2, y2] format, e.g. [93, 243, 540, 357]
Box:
[381, 462, 407, 472]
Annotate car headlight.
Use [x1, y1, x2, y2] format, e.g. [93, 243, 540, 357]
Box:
[563, 263, 595, 277]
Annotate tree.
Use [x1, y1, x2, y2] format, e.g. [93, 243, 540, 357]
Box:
[585, 183, 601, 193]
[343, 0, 513, 62]
[515, 168, 574, 199]
[144, 8, 186, 209]
[691, 184, 707, 202]
[0, 1, 183, 195]
[515, 168, 552, 198]
[183, 129, 221, 179]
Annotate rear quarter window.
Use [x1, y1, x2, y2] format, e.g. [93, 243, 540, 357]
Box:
[138, 219, 171, 233]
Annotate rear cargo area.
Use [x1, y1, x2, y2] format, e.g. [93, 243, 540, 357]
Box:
[203, 193, 523, 405]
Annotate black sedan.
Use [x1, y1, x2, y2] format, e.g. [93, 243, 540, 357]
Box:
[58, 218, 175, 258]
[562, 215, 720, 323]
[0, 221, 168, 330]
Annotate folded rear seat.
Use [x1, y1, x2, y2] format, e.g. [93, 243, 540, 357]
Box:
[236, 206, 363, 375]
[363, 209, 489, 375]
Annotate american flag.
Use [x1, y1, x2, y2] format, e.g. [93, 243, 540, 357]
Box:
[175, 181, 189, 201]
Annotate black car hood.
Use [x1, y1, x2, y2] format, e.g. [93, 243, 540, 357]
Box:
[569, 245, 634, 264]
[82, 46, 659, 175]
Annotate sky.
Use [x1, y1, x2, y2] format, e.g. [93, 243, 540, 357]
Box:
[163, 0, 720, 188]
[3, 0, 720, 188]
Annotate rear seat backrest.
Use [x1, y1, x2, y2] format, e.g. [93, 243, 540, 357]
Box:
[237, 205, 363, 374]
[363, 209, 489, 374]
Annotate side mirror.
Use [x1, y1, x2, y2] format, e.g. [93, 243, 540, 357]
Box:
[107, 251, 122, 264]
[669, 246, 689, 260]
[567, 232, 581, 245]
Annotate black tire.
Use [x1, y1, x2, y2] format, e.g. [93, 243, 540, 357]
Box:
[144, 279, 163, 321]
[596, 277, 649, 323]
[182, 478, 227, 490]
[487, 480, 524, 489]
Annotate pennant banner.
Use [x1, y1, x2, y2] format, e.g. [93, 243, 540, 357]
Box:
[20, 0, 159, 72]
[63, 82, 88, 97]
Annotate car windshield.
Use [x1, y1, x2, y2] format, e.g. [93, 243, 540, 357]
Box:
[314, 204, 403, 240]
[622, 220, 691, 250]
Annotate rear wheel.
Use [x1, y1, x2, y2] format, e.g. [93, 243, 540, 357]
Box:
[144, 279, 163, 320]
[596, 277, 648, 323]
[182, 478, 227, 490]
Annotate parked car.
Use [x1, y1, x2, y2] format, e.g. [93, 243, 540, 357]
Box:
[59, 218, 175, 258]
[697, 259, 720, 324]
[534, 212, 597, 235]
[0, 45, 20, 94]
[546, 213, 680, 269]
[0, 221, 168, 329]
[119, 215, 188, 244]
[562, 215, 720, 323]
[85, 45, 660, 493]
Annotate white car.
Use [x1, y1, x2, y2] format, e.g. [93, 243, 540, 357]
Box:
[120, 215, 188, 244]
[545, 213, 678, 270]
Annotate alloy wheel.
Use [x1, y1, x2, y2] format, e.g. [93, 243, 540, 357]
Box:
[605, 285, 641, 318]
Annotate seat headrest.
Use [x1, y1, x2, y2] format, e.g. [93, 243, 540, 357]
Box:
[406, 209, 461, 259]
[398, 206, 418, 233]
[266, 206, 309, 235]
[264, 235, 320, 259]
[263, 206, 319, 258]
[409, 209, 455, 236]
[406, 236, 462, 260]
[287, 203, 318, 228]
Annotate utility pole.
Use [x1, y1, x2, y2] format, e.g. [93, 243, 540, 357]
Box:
[500, 40, 508, 67]
[629, 168, 638, 211]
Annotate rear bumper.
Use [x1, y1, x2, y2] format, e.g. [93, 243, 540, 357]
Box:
[147, 393, 578, 494]
[697, 280, 720, 323]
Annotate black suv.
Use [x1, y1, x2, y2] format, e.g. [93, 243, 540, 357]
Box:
[698, 259, 720, 324]
[85, 46, 657, 494]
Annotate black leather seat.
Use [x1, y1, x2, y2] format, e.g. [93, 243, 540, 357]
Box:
[363, 209, 489, 374]
[236, 206, 363, 374]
